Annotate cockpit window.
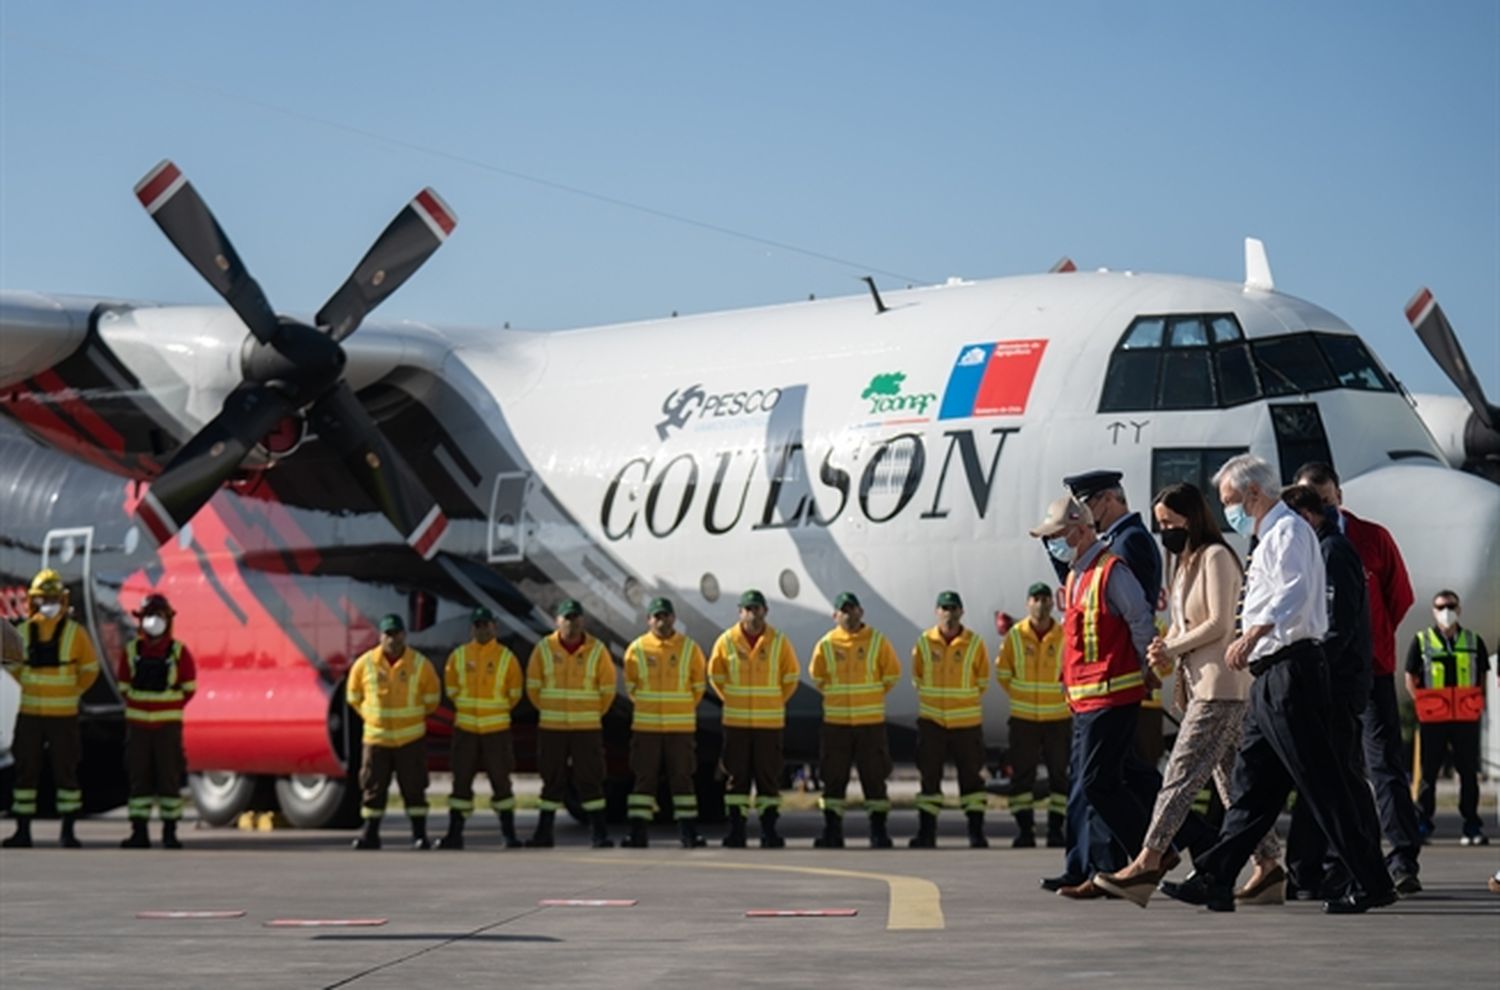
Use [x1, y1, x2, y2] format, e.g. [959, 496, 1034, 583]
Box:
[1098, 314, 1394, 412]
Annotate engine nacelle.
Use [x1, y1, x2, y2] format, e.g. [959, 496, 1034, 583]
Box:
[1411, 393, 1500, 480]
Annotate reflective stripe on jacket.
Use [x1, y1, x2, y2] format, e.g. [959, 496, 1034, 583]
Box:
[809, 626, 900, 726]
[709, 624, 800, 729]
[120, 638, 196, 724]
[16, 617, 99, 717]
[1413, 627, 1484, 723]
[347, 647, 441, 746]
[625, 632, 706, 733]
[996, 618, 1068, 721]
[526, 633, 616, 731]
[911, 627, 989, 729]
[445, 640, 522, 733]
[1063, 552, 1146, 712]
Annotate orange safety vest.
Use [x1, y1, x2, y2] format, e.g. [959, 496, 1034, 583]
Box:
[1412, 628, 1484, 723]
[1062, 552, 1145, 713]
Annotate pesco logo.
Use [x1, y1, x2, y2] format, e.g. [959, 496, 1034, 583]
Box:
[655, 383, 784, 439]
[859, 372, 938, 424]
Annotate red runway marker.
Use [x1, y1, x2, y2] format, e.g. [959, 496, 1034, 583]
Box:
[264, 918, 388, 928]
[745, 909, 859, 918]
[136, 910, 246, 920]
[537, 899, 638, 908]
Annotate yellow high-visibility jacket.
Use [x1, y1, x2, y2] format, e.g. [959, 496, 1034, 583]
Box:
[709, 623, 800, 730]
[996, 617, 1069, 722]
[347, 646, 441, 747]
[624, 631, 706, 733]
[911, 626, 990, 729]
[11, 616, 99, 717]
[809, 625, 901, 726]
[525, 632, 616, 731]
[445, 639, 522, 734]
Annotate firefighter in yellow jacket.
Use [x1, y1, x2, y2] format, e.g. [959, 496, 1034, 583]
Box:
[525, 598, 618, 849]
[437, 607, 523, 851]
[996, 582, 1070, 848]
[910, 590, 991, 849]
[346, 613, 441, 850]
[621, 596, 708, 849]
[3, 569, 99, 849]
[709, 589, 800, 848]
[809, 592, 901, 849]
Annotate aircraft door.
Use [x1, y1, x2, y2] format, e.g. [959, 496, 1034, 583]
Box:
[1269, 403, 1332, 483]
[39, 526, 121, 708]
[487, 471, 534, 564]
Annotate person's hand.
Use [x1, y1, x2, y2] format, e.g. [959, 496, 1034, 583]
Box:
[1225, 635, 1253, 671]
[1146, 636, 1168, 667]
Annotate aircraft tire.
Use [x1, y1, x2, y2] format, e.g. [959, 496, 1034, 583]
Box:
[189, 771, 269, 827]
[274, 774, 362, 829]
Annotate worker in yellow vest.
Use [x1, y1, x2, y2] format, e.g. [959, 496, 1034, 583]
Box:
[525, 598, 618, 849]
[808, 592, 901, 849]
[437, 607, 523, 851]
[910, 590, 992, 849]
[346, 613, 441, 850]
[996, 582, 1070, 848]
[622, 596, 708, 849]
[117, 593, 197, 850]
[1405, 590, 1490, 845]
[3, 569, 99, 849]
[709, 589, 800, 848]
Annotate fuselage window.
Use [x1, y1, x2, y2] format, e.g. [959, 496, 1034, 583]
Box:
[1315, 334, 1393, 392]
[1157, 350, 1215, 410]
[1252, 336, 1335, 396]
[1215, 343, 1260, 406]
[1209, 316, 1241, 344]
[1151, 446, 1249, 531]
[1269, 403, 1333, 483]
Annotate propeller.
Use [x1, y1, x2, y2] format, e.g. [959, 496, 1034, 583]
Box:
[133, 159, 458, 558]
[1405, 288, 1498, 432]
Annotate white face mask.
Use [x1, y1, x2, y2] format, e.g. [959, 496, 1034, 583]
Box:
[142, 615, 168, 637]
[1435, 608, 1458, 629]
[37, 602, 62, 620]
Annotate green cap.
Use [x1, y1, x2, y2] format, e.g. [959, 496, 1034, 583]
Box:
[737, 589, 767, 609]
[378, 613, 405, 634]
[935, 590, 963, 609]
[1026, 582, 1053, 598]
[647, 596, 675, 617]
[554, 598, 583, 618]
[471, 606, 496, 624]
[833, 592, 861, 611]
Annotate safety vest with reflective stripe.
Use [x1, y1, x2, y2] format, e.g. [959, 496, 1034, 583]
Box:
[810, 626, 900, 726]
[996, 618, 1069, 722]
[1062, 552, 1146, 712]
[526, 634, 616, 731]
[625, 632, 706, 733]
[122, 639, 194, 724]
[709, 625, 800, 729]
[445, 640, 522, 733]
[912, 627, 989, 729]
[16, 617, 99, 717]
[1412, 627, 1484, 723]
[347, 647, 441, 747]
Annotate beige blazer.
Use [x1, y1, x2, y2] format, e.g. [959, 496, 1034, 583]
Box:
[1164, 543, 1251, 702]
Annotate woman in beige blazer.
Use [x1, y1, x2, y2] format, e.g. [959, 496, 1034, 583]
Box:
[1094, 482, 1281, 906]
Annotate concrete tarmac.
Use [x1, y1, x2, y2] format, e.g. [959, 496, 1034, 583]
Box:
[2, 811, 1497, 990]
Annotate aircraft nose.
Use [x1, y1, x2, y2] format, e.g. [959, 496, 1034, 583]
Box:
[1340, 463, 1500, 652]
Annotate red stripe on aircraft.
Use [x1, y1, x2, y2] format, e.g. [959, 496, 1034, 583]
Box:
[410, 508, 448, 560]
[134, 161, 183, 213]
[414, 189, 456, 238]
[34, 370, 126, 454]
[1404, 288, 1434, 327]
[6, 387, 121, 473]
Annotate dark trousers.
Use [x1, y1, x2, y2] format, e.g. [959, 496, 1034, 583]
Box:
[1417, 721, 1482, 831]
[1064, 742, 1123, 879]
[915, 721, 987, 814]
[1073, 704, 1157, 857]
[1198, 652, 1393, 897]
[820, 723, 893, 815]
[10, 714, 81, 816]
[538, 729, 605, 813]
[1135, 706, 1165, 768]
[449, 729, 515, 815]
[721, 727, 782, 814]
[1285, 699, 1383, 895]
[1360, 674, 1422, 873]
[630, 731, 697, 820]
[1008, 717, 1070, 819]
[125, 723, 186, 820]
[359, 739, 429, 820]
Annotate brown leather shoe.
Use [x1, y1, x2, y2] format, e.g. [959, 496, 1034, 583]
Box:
[1234, 864, 1286, 905]
[1057, 878, 1119, 900]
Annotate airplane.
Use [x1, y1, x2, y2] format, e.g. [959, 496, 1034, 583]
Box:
[1, 161, 1496, 828]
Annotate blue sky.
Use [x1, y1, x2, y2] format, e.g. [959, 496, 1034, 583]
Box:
[2, 1, 1496, 398]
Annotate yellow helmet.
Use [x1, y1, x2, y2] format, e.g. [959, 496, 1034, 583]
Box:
[29, 568, 66, 598]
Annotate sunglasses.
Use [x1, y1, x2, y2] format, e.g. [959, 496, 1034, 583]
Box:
[1434, 602, 1459, 610]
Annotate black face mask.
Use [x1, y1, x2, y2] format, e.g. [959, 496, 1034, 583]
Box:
[1160, 527, 1189, 555]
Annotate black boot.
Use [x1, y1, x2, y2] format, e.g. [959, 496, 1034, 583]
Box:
[622, 818, 650, 848]
[161, 820, 182, 850]
[1046, 810, 1066, 848]
[410, 815, 431, 850]
[760, 809, 786, 849]
[352, 817, 382, 850]
[908, 810, 937, 848]
[869, 811, 893, 849]
[59, 814, 82, 849]
[813, 810, 844, 848]
[722, 807, 747, 848]
[2, 817, 32, 848]
[121, 819, 151, 849]
[499, 810, 524, 849]
[967, 811, 989, 849]
[436, 810, 465, 850]
[678, 818, 707, 848]
[1012, 809, 1036, 848]
[589, 810, 615, 848]
[526, 810, 556, 848]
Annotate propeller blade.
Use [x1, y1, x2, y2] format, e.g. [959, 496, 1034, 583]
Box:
[315, 188, 457, 342]
[1406, 288, 1496, 431]
[308, 382, 449, 558]
[136, 382, 298, 545]
[134, 160, 281, 344]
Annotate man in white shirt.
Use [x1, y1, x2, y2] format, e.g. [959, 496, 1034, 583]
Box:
[1161, 454, 1396, 915]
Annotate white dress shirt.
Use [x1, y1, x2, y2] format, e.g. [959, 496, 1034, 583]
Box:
[1241, 500, 1329, 661]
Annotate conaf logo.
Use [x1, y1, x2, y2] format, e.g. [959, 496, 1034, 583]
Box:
[863, 372, 937, 417]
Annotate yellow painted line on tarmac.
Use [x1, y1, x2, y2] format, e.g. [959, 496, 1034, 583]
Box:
[560, 856, 945, 930]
